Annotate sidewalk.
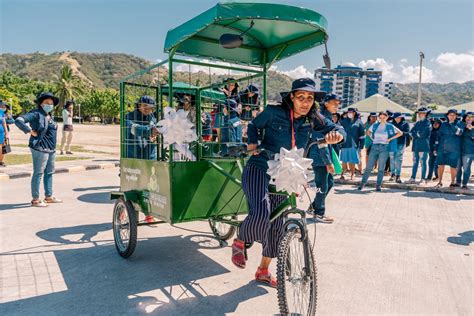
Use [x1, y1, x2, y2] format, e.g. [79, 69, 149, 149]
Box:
[0, 146, 119, 181]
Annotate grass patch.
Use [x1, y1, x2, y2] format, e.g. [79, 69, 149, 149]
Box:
[11, 144, 109, 154]
[4, 154, 90, 166]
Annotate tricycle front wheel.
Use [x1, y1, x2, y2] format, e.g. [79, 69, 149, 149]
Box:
[277, 227, 317, 315]
[113, 198, 138, 258]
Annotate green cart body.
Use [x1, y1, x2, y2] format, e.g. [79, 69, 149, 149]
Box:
[112, 2, 329, 225]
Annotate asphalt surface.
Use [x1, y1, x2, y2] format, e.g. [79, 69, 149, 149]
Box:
[0, 168, 472, 315]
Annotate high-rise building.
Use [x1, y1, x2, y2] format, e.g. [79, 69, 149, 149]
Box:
[315, 65, 394, 107]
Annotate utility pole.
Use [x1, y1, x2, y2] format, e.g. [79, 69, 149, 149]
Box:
[417, 51, 425, 107]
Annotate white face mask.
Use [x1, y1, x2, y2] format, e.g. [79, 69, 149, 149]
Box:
[347, 113, 354, 119]
[417, 115, 426, 121]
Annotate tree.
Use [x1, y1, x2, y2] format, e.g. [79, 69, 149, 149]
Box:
[0, 88, 21, 115]
[54, 65, 84, 113]
[78, 88, 119, 123]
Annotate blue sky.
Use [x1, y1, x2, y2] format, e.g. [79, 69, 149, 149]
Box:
[1, 0, 473, 83]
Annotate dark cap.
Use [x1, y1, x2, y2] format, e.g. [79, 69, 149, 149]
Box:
[392, 112, 403, 119]
[323, 94, 340, 103]
[35, 92, 59, 106]
[369, 112, 377, 117]
[290, 78, 318, 93]
[135, 95, 156, 107]
[245, 84, 259, 94]
[416, 107, 431, 114]
[446, 109, 458, 115]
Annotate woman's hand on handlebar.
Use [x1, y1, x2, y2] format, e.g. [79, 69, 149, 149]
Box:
[247, 143, 259, 155]
[325, 131, 343, 145]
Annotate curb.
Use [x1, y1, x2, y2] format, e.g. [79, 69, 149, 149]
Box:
[333, 179, 474, 196]
[0, 162, 119, 181]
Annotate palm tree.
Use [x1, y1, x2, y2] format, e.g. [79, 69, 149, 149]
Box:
[54, 64, 84, 114]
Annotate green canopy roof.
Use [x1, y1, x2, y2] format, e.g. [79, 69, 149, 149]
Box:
[162, 82, 226, 101]
[164, 2, 328, 67]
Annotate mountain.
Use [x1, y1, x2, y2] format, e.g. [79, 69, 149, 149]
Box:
[0, 52, 471, 106]
[391, 81, 474, 108]
[0, 52, 292, 101]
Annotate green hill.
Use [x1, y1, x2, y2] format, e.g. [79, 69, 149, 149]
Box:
[1, 52, 471, 107]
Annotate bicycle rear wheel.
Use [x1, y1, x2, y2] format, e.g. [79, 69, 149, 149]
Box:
[277, 227, 317, 315]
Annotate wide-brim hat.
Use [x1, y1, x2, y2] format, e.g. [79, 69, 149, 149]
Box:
[446, 109, 458, 116]
[223, 77, 239, 88]
[392, 112, 403, 119]
[245, 84, 259, 94]
[416, 107, 431, 114]
[323, 93, 340, 103]
[35, 92, 59, 106]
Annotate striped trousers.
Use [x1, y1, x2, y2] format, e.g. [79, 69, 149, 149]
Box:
[238, 164, 287, 258]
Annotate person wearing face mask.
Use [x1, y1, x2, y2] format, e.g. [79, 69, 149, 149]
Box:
[0, 100, 10, 167]
[125, 95, 158, 161]
[408, 107, 432, 184]
[358, 111, 403, 191]
[340, 108, 365, 180]
[455, 112, 473, 189]
[231, 78, 342, 288]
[15, 92, 62, 207]
[435, 109, 464, 188]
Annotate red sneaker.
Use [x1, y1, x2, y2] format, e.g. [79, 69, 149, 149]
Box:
[255, 267, 277, 288]
[231, 239, 246, 269]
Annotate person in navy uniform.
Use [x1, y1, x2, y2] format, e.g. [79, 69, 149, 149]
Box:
[125, 95, 158, 160]
[15, 92, 63, 207]
[455, 112, 474, 189]
[389, 112, 410, 183]
[435, 109, 464, 188]
[408, 107, 432, 184]
[308, 93, 345, 223]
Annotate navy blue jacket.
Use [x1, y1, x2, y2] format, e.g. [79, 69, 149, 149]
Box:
[435, 121, 464, 155]
[125, 109, 157, 160]
[393, 119, 410, 146]
[15, 107, 58, 153]
[461, 125, 474, 155]
[429, 127, 440, 153]
[341, 116, 365, 149]
[247, 105, 313, 171]
[410, 119, 432, 152]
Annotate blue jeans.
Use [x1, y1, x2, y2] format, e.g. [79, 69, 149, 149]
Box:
[361, 144, 389, 186]
[31, 148, 55, 199]
[427, 153, 439, 179]
[389, 144, 405, 176]
[411, 151, 428, 180]
[456, 154, 473, 186]
[311, 166, 334, 216]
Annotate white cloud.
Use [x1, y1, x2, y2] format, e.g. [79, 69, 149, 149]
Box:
[279, 65, 312, 79]
[399, 65, 435, 83]
[342, 62, 356, 67]
[433, 52, 474, 83]
[356, 52, 473, 83]
[357, 58, 399, 82]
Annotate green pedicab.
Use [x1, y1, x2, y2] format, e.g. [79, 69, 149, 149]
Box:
[111, 3, 328, 315]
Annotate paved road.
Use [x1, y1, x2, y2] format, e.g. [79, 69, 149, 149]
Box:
[0, 168, 472, 315]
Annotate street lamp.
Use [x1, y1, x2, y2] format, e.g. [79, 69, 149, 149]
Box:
[417, 51, 425, 107]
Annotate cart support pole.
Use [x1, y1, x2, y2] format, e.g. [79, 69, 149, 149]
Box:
[168, 49, 176, 162]
[263, 52, 268, 106]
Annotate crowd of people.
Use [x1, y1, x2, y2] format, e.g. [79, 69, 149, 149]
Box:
[330, 105, 473, 191]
